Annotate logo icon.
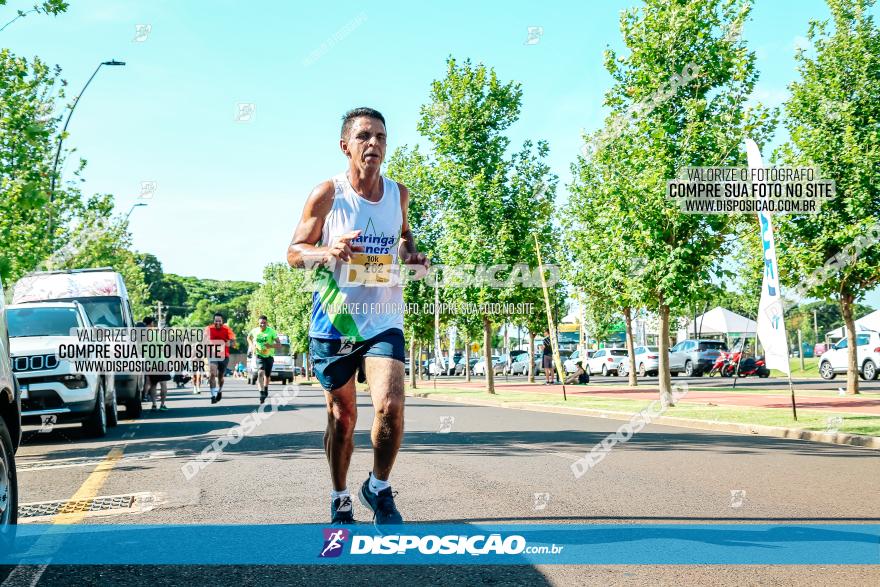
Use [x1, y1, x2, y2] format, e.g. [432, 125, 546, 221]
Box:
[235, 102, 256, 123]
[319, 528, 350, 558]
[139, 180, 158, 199]
[524, 26, 544, 45]
[533, 492, 550, 511]
[133, 24, 152, 42]
[825, 416, 843, 434]
[39, 414, 57, 433]
[730, 489, 746, 508]
[438, 415, 455, 434]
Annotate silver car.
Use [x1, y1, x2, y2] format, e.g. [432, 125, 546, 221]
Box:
[668, 339, 728, 376]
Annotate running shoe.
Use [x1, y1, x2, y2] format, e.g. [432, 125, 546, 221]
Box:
[260, 389, 268, 404]
[150, 405, 158, 412]
[331, 495, 355, 525]
[358, 476, 403, 526]
[160, 405, 169, 411]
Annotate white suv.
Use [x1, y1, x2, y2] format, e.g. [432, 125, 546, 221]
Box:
[7, 302, 117, 437]
[818, 331, 880, 381]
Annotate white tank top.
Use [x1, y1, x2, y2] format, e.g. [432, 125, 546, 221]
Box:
[309, 172, 404, 341]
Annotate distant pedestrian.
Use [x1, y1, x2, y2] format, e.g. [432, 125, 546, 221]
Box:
[542, 330, 554, 385]
[144, 317, 171, 411]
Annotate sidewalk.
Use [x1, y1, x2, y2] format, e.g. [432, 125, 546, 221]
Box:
[423, 380, 880, 416]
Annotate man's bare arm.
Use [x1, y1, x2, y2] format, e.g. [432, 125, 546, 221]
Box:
[287, 182, 364, 269]
[397, 183, 428, 266]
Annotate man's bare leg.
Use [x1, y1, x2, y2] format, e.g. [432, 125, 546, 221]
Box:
[364, 357, 405, 481]
[324, 374, 358, 491]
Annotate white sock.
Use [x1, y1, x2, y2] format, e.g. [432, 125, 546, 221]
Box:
[331, 488, 350, 500]
[368, 473, 390, 495]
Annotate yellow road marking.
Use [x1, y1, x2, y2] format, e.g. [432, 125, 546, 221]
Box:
[51, 446, 125, 524]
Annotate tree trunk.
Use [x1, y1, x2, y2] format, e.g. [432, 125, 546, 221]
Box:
[304, 351, 310, 381]
[528, 332, 536, 383]
[409, 333, 417, 389]
[840, 292, 860, 395]
[483, 317, 495, 394]
[418, 344, 424, 381]
[658, 302, 674, 406]
[623, 307, 638, 387]
[464, 340, 471, 382]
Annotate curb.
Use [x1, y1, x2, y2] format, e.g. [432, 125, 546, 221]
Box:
[407, 391, 880, 450]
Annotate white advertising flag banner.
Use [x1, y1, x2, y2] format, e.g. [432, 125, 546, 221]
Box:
[746, 139, 790, 374]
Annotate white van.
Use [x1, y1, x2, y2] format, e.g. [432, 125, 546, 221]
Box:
[12, 268, 144, 418]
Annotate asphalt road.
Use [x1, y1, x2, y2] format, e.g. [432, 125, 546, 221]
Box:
[3, 378, 879, 586]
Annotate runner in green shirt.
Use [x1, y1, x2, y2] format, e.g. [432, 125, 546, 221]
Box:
[248, 315, 281, 403]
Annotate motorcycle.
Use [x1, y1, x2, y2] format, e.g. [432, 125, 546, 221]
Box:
[720, 351, 770, 378]
[707, 352, 728, 377]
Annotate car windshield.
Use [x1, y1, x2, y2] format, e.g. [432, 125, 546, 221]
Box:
[644, 347, 658, 353]
[698, 341, 727, 351]
[277, 343, 291, 355]
[610, 349, 628, 356]
[77, 297, 125, 327]
[8, 307, 82, 337]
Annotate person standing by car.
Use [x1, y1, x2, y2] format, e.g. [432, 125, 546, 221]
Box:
[247, 315, 281, 404]
[541, 330, 554, 385]
[144, 317, 171, 411]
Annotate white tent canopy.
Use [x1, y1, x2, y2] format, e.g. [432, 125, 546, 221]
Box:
[676, 307, 757, 342]
[826, 309, 880, 339]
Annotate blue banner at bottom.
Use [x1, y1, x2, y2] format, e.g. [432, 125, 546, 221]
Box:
[1, 524, 878, 565]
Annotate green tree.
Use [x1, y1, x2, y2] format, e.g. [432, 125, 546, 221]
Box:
[248, 263, 313, 361]
[775, 0, 880, 394]
[418, 57, 556, 394]
[581, 0, 774, 404]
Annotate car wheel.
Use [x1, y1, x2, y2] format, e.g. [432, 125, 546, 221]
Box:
[639, 363, 646, 377]
[671, 371, 679, 377]
[819, 361, 836, 380]
[84, 381, 108, 438]
[0, 417, 18, 530]
[684, 360, 694, 377]
[863, 360, 877, 381]
[106, 379, 119, 428]
[601, 365, 608, 376]
[126, 396, 142, 419]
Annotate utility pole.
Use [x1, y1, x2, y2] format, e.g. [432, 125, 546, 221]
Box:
[156, 301, 164, 328]
[813, 310, 819, 345]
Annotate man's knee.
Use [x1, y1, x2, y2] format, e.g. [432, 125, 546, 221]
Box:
[375, 392, 404, 418]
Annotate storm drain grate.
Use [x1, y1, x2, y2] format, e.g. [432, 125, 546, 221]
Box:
[18, 492, 159, 520]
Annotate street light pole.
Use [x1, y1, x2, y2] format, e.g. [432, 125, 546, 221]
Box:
[49, 59, 126, 200]
[125, 202, 147, 221]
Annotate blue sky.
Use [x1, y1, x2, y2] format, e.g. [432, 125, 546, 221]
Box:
[5, 0, 878, 308]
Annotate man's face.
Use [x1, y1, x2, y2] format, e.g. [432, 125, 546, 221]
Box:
[213, 316, 223, 328]
[259, 318, 267, 329]
[341, 117, 386, 171]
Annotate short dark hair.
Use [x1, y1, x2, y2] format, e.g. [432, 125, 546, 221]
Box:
[143, 317, 155, 326]
[341, 107, 385, 140]
[258, 315, 268, 321]
[213, 312, 224, 320]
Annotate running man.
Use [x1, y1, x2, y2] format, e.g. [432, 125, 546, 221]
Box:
[287, 107, 428, 526]
[206, 312, 235, 404]
[247, 315, 281, 404]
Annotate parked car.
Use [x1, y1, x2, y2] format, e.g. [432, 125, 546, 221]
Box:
[404, 359, 427, 376]
[496, 350, 527, 375]
[453, 356, 478, 376]
[473, 355, 500, 376]
[668, 339, 728, 377]
[12, 269, 144, 418]
[628, 346, 660, 377]
[818, 332, 880, 380]
[586, 348, 629, 376]
[7, 301, 117, 437]
[0, 279, 22, 528]
[509, 352, 535, 375]
[563, 349, 595, 374]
